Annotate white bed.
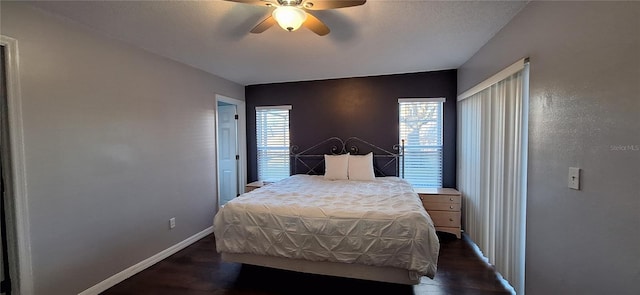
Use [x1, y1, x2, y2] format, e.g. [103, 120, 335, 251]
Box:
[213, 175, 440, 284]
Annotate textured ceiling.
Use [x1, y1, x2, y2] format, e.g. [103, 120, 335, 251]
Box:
[28, 0, 528, 85]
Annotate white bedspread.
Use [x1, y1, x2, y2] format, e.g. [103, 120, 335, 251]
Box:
[213, 175, 440, 279]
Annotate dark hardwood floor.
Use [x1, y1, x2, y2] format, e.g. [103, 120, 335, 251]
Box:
[103, 233, 513, 295]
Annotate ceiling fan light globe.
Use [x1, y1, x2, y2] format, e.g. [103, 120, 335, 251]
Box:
[272, 6, 307, 32]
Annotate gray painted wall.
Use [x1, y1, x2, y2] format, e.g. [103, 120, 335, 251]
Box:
[458, 2, 639, 294]
[1, 2, 244, 294]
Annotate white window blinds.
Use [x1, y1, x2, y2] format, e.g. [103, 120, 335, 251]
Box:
[399, 98, 444, 188]
[256, 106, 291, 181]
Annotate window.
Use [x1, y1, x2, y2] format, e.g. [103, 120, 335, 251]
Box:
[399, 98, 444, 188]
[256, 105, 291, 181]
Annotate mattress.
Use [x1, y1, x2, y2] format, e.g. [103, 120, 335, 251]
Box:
[213, 175, 440, 279]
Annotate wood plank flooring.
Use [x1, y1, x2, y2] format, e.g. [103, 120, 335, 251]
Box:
[103, 233, 513, 294]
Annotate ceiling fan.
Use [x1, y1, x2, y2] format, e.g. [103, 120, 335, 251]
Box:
[226, 0, 366, 36]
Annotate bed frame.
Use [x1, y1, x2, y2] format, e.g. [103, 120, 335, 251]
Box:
[222, 252, 421, 285]
[222, 137, 422, 285]
[290, 136, 404, 177]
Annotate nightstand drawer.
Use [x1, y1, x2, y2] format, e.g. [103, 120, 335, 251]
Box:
[422, 202, 461, 212]
[420, 194, 461, 204]
[429, 211, 461, 228]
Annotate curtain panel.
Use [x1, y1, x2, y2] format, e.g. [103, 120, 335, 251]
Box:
[457, 67, 528, 294]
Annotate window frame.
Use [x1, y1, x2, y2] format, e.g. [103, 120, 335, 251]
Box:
[255, 105, 292, 182]
[398, 97, 445, 188]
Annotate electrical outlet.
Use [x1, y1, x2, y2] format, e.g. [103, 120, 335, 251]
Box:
[169, 217, 176, 229]
[568, 167, 580, 190]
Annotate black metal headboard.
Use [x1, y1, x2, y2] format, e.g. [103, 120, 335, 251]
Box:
[290, 137, 404, 177]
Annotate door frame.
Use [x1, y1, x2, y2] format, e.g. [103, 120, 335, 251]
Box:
[215, 94, 246, 209]
[1, 35, 33, 295]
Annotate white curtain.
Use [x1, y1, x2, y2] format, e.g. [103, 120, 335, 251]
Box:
[458, 65, 528, 294]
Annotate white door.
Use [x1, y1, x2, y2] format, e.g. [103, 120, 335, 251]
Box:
[217, 104, 238, 206]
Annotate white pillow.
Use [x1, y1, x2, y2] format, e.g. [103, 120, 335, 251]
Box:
[324, 153, 349, 180]
[348, 153, 375, 181]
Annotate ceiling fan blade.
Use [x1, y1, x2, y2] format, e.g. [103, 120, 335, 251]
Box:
[225, 0, 277, 7]
[303, 13, 330, 36]
[250, 15, 277, 33]
[302, 0, 366, 10]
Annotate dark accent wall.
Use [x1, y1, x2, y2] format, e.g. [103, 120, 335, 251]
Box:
[246, 70, 457, 187]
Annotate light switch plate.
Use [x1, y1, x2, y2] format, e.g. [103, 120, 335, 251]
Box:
[568, 167, 580, 190]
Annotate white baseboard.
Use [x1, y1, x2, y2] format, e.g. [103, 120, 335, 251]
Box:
[78, 226, 214, 295]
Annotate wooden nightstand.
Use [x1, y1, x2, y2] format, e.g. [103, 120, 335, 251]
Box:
[415, 188, 462, 239]
[245, 180, 268, 193]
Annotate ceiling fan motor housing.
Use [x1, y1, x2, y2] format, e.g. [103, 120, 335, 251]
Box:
[277, 0, 303, 7]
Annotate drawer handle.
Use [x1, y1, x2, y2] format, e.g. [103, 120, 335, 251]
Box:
[449, 218, 454, 222]
[450, 197, 454, 201]
[450, 205, 454, 209]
